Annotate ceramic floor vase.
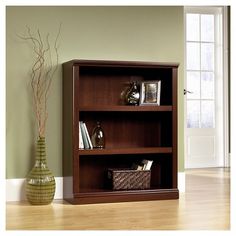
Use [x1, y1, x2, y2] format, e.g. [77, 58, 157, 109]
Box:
[26, 136, 55, 205]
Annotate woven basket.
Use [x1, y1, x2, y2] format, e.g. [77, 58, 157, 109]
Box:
[108, 168, 151, 190]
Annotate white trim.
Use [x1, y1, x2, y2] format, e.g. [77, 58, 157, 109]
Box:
[178, 172, 186, 193]
[223, 6, 230, 168]
[184, 6, 227, 169]
[6, 174, 186, 202]
[225, 153, 231, 168]
[184, 6, 223, 15]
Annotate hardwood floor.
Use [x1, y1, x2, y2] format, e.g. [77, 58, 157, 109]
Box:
[6, 168, 230, 230]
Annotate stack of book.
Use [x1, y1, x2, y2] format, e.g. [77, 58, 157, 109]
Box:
[132, 159, 153, 171]
[79, 121, 93, 149]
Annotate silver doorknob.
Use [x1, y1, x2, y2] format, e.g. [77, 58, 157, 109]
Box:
[184, 89, 193, 95]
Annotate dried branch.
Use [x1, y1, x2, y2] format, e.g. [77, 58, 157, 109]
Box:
[19, 25, 61, 138]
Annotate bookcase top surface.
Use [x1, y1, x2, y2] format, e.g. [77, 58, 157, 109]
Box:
[63, 59, 179, 68]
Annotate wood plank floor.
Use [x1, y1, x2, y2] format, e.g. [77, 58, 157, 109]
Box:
[6, 168, 230, 230]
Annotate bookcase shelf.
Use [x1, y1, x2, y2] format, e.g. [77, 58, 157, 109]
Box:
[79, 105, 173, 112]
[63, 59, 179, 204]
[78, 147, 173, 156]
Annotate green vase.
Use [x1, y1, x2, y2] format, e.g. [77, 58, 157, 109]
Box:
[26, 136, 55, 205]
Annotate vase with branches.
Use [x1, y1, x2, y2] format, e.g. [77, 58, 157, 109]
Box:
[19, 25, 61, 205]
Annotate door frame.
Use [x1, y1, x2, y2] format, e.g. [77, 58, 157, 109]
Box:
[184, 6, 230, 168]
[223, 6, 230, 167]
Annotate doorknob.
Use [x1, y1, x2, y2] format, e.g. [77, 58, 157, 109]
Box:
[184, 89, 193, 95]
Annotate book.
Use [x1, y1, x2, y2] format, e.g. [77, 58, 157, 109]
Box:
[137, 165, 144, 171]
[83, 122, 93, 149]
[146, 160, 153, 170]
[131, 163, 144, 171]
[157, 80, 161, 106]
[79, 122, 84, 149]
[141, 159, 153, 170]
[80, 121, 90, 149]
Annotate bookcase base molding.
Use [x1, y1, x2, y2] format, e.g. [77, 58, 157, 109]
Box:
[64, 189, 179, 205]
[63, 60, 179, 204]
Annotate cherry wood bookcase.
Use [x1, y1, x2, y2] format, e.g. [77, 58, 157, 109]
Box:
[62, 60, 179, 204]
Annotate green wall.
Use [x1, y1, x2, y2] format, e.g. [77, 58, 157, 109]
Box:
[6, 6, 184, 178]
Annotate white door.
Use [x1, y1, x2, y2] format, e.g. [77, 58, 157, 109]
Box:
[184, 7, 226, 168]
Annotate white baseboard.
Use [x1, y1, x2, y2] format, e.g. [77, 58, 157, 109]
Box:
[6, 177, 63, 202]
[6, 173, 185, 202]
[178, 172, 185, 193]
[225, 152, 231, 167]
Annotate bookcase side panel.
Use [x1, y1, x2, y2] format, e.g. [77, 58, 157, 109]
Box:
[73, 65, 82, 194]
[62, 62, 74, 199]
[172, 67, 178, 189]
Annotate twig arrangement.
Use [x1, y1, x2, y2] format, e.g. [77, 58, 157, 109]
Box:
[19, 25, 61, 137]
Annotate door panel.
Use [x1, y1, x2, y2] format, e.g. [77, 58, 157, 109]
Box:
[185, 7, 224, 168]
[188, 136, 215, 156]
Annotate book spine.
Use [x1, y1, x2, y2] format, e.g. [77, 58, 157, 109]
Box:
[79, 122, 84, 149]
[83, 122, 93, 149]
[157, 80, 161, 106]
[145, 160, 153, 170]
[80, 121, 90, 149]
[141, 159, 153, 170]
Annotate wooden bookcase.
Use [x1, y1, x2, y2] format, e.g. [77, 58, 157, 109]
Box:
[62, 60, 179, 204]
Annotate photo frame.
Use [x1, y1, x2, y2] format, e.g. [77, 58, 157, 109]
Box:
[140, 80, 161, 105]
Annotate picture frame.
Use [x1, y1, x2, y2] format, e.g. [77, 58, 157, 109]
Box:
[140, 80, 161, 105]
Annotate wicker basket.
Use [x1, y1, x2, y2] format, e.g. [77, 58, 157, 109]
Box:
[107, 168, 151, 190]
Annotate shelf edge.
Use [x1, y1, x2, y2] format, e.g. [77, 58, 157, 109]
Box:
[79, 105, 173, 112]
[78, 147, 173, 156]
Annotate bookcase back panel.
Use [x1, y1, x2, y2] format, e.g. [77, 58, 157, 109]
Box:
[79, 111, 172, 148]
[150, 154, 173, 189]
[77, 66, 173, 106]
[79, 155, 132, 192]
[79, 154, 173, 193]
